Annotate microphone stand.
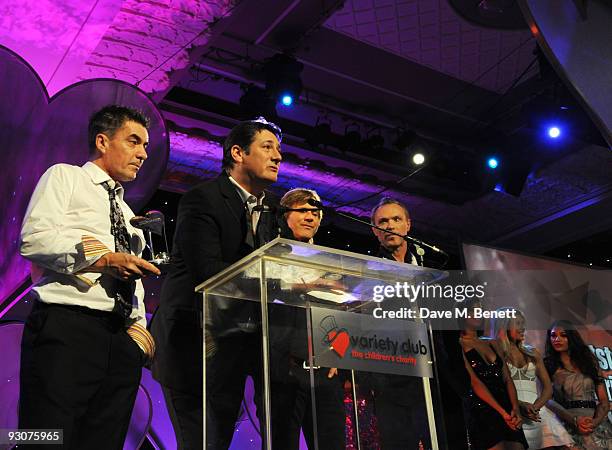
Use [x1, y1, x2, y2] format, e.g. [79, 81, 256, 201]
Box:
[310, 201, 450, 268]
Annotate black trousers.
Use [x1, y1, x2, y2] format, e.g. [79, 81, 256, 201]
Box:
[279, 363, 346, 450]
[162, 385, 203, 450]
[166, 332, 346, 450]
[161, 332, 266, 450]
[372, 374, 430, 450]
[18, 302, 144, 450]
[205, 333, 265, 449]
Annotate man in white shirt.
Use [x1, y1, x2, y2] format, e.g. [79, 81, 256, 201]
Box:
[19, 105, 160, 450]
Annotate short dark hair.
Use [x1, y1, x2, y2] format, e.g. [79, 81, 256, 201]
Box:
[370, 197, 410, 224]
[222, 117, 282, 170]
[88, 105, 150, 155]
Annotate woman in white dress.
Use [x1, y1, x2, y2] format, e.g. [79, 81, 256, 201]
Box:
[490, 308, 575, 449]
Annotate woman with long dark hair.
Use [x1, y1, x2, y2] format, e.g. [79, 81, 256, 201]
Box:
[544, 320, 612, 449]
[490, 309, 574, 449]
[459, 299, 528, 450]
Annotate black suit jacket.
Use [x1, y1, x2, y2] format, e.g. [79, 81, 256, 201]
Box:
[150, 173, 279, 393]
[373, 246, 470, 402]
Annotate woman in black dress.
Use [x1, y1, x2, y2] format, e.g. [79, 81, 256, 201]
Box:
[459, 299, 528, 450]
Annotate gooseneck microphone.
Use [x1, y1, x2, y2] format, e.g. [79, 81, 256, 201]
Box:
[306, 198, 449, 266]
[252, 204, 281, 213]
[251, 204, 319, 214]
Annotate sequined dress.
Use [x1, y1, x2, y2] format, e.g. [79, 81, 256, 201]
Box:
[552, 368, 612, 450]
[508, 361, 574, 448]
[465, 348, 528, 450]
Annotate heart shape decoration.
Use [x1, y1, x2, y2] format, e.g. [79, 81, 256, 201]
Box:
[327, 329, 351, 358]
[0, 45, 169, 304]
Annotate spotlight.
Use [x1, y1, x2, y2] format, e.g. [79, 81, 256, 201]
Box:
[280, 94, 293, 106]
[498, 157, 532, 197]
[360, 129, 385, 154]
[340, 123, 361, 152]
[264, 54, 303, 106]
[487, 157, 499, 169]
[393, 129, 417, 151]
[547, 126, 561, 139]
[412, 153, 425, 165]
[239, 85, 277, 120]
[305, 117, 334, 148]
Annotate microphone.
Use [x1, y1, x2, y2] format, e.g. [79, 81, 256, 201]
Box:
[308, 199, 449, 264]
[307, 198, 326, 210]
[254, 200, 326, 214]
[252, 204, 278, 213]
[403, 234, 446, 255]
[252, 204, 297, 214]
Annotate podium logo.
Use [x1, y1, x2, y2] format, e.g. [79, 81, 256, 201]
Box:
[320, 315, 351, 358]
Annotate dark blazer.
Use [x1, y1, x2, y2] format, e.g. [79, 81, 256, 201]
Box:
[150, 173, 279, 393]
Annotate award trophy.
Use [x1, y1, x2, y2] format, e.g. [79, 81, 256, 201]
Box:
[130, 210, 171, 267]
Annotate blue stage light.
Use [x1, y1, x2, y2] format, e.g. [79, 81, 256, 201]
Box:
[487, 157, 499, 169]
[547, 126, 561, 139]
[280, 94, 293, 106]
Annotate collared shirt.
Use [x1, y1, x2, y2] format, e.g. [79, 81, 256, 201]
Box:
[20, 162, 147, 327]
[228, 175, 266, 231]
[378, 245, 419, 266]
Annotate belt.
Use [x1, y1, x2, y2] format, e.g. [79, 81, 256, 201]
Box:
[564, 400, 597, 409]
[34, 301, 125, 329]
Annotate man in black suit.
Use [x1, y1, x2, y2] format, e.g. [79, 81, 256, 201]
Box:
[150, 117, 283, 449]
[270, 188, 346, 450]
[369, 197, 429, 449]
[369, 197, 470, 449]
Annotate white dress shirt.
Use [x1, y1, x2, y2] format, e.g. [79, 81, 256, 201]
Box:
[20, 162, 147, 327]
[228, 175, 265, 231]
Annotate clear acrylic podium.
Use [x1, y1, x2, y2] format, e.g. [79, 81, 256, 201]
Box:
[196, 238, 448, 449]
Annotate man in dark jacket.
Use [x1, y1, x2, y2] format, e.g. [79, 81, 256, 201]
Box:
[369, 197, 429, 449]
[271, 188, 346, 450]
[150, 117, 282, 449]
[369, 197, 470, 450]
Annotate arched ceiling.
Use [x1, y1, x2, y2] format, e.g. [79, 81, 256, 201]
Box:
[1, 0, 610, 255]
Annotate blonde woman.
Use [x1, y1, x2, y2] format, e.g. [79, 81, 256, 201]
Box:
[490, 308, 575, 449]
